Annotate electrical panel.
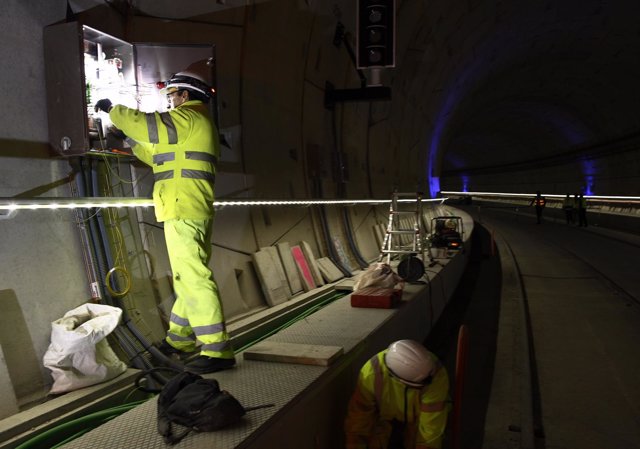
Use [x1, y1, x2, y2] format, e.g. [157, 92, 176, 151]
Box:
[44, 22, 215, 156]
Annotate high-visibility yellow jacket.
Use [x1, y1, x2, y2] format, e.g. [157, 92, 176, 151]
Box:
[109, 100, 219, 222]
[345, 350, 450, 449]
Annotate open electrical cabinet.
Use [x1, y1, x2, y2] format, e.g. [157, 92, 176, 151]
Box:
[44, 22, 217, 156]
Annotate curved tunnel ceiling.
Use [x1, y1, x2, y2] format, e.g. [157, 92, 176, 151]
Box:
[407, 1, 640, 179]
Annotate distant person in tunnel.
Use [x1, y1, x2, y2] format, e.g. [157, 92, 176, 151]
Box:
[562, 194, 574, 225]
[344, 340, 450, 449]
[530, 190, 546, 224]
[94, 65, 235, 374]
[577, 193, 588, 227]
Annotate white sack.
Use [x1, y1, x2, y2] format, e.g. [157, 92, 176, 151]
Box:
[43, 303, 127, 394]
[352, 262, 404, 291]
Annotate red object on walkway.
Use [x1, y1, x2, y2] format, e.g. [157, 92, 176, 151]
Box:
[350, 287, 402, 309]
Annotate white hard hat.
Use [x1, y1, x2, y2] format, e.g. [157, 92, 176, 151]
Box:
[385, 340, 435, 387]
[162, 70, 214, 98]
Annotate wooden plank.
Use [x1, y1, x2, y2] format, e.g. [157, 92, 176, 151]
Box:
[243, 341, 343, 366]
[334, 278, 356, 292]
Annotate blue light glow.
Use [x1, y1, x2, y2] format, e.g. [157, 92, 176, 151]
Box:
[585, 175, 594, 195]
[582, 159, 596, 195]
[429, 176, 441, 198]
[461, 175, 469, 192]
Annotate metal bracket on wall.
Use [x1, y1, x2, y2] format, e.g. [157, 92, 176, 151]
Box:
[324, 81, 391, 110]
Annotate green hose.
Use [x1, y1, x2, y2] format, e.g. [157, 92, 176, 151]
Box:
[15, 400, 148, 449]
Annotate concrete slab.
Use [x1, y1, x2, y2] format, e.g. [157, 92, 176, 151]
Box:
[300, 241, 325, 287]
[0, 346, 18, 420]
[291, 245, 316, 292]
[331, 237, 355, 274]
[262, 246, 292, 297]
[276, 242, 303, 295]
[251, 250, 290, 306]
[316, 257, 344, 283]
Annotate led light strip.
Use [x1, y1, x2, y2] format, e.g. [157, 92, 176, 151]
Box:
[0, 197, 447, 211]
[441, 191, 640, 201]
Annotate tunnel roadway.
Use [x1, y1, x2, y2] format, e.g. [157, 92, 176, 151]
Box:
[464, 206, 640, 449]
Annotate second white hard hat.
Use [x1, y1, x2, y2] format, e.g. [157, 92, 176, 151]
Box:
[385, 340, 435, 387]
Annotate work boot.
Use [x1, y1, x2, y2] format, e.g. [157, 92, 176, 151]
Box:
[156, 340, 195, 361]
[184, 356, 236, 374]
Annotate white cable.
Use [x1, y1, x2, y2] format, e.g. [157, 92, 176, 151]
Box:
[441, 191, 640, 201]
[0, 197, 447, 211]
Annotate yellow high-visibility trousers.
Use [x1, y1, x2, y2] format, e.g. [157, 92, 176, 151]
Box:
[163, 218, 233, 359]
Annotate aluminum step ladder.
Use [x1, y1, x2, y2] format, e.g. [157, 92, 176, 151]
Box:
[379, 191, 427, 266]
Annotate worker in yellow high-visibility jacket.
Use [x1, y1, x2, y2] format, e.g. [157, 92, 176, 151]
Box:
[345, 340, 450, 449]
[94, 68, 234, 374]
[530, 190, 546, 224]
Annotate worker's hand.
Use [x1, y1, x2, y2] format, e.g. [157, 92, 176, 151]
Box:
[94, 99, 113, 113]
[108, 126, 127, 140]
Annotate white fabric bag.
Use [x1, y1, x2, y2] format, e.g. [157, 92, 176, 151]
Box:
[43, 303, 127, 394]
[352, 262, 404, 291]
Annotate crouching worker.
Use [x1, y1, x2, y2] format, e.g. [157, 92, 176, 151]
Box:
[345, 340, 450, 449]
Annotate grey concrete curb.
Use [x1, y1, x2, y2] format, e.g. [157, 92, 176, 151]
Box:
[481, 224, 535, 449]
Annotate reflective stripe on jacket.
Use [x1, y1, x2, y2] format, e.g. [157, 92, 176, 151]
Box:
[345, 349, 450, 449]
[109, 101, 219, 222]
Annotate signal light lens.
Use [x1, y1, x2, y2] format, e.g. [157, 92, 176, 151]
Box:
[368, 49, 383, 63]
[368, 28, 383, 43]
[368, 9, 383, 23]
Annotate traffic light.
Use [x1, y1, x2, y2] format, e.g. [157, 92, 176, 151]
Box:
[357, 0, 396, 69]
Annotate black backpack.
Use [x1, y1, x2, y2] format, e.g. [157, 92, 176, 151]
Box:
[156, 371, 247, 444]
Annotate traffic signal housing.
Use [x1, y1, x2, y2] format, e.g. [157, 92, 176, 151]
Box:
[357, 0, 396, 69]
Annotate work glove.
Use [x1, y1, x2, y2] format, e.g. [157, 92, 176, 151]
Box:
[108, 126, 127, 140]
[94, 98, 113, 113]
